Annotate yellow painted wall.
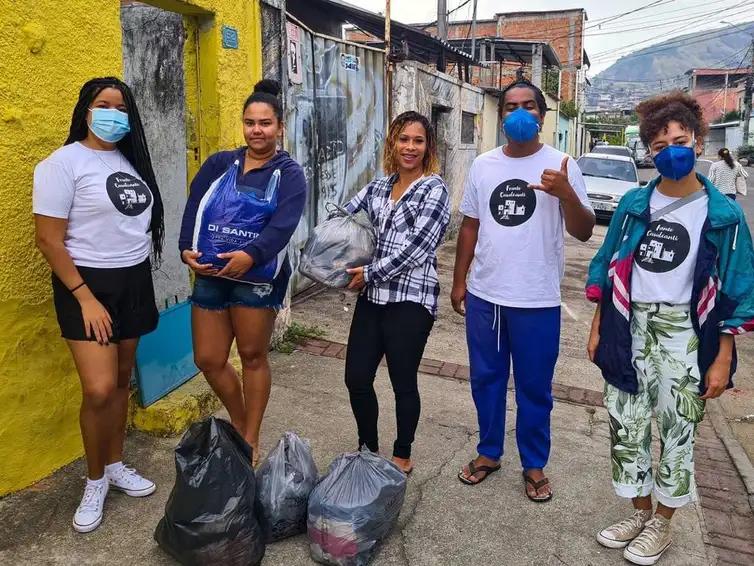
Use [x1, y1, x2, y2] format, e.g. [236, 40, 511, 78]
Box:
[480, 94, 500, 154]
[0, 0, 262, 496]
[541, 93, 559, 149]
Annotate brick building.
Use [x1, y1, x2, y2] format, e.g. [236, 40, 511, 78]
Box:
[428, 10, 587, 102]
[685, 68, 750, 124]
[347, 9, 588, 102]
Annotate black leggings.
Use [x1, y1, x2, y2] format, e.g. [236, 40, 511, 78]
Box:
[345, 296, 434, 459]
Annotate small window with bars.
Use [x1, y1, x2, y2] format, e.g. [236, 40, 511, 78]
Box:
[461, 112, 476, 145]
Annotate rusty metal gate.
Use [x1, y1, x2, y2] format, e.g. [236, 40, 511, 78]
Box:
[284, 19, 386, 294]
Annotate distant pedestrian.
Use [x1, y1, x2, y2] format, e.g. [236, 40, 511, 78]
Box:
[343, 111, 450, 475]
[452, 80, 595, 500]
[179, 79, 307, 467]
[33, 77, 164, 533]
[708, 147, 748, 200]
[586, 91, 754, 565]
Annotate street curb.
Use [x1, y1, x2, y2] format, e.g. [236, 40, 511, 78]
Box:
[706, 399, 754, 512]
[296, 336, 754, 562]
[128, 376, 222, 437]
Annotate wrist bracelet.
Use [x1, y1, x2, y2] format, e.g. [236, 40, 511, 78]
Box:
[70, 282, 86, 293]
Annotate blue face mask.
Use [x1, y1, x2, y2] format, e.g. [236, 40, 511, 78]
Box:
[503, 108, 540, 143]
[89, 108, 130, 143]
[652, 143, 696, 181]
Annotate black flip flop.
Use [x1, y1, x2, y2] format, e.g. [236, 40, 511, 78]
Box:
[523, 472, 552, 502]
[458, 460, 501, 485]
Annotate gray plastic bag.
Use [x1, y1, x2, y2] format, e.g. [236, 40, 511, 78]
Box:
[255, 432, 318, 543]
[299, 203, 376, 288]
[307, 450, 407, 566]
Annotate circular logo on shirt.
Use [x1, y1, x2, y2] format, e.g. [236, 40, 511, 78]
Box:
[636, 220, 691, 273]
[488, 178, 536, 227]
[106, 172, 152, 216]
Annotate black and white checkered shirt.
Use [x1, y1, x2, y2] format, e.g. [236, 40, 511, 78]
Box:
[345, 174, 450, 318]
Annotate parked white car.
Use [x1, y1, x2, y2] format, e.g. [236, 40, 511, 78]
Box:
[591, 146, 634, 160]
[577, 152, 643, 219]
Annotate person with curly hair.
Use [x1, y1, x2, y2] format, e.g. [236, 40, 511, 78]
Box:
[586, 91, 754, 565]
[709, 147, 748, 200]
[452, 80, 595, 500]
[342, 111, 450, 474]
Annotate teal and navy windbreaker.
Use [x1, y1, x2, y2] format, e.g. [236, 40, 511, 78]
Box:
[585, 175, 754, 395]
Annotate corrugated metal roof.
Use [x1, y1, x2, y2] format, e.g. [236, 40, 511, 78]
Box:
[287, 0, 476, 65]
[446, 37, 561, 68]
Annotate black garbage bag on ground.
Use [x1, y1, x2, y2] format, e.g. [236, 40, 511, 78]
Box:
[299, 203, 376, 288]
[307, 450, 407, 566]
[255, 431, 318, 543]
[154, 417, 265, 566]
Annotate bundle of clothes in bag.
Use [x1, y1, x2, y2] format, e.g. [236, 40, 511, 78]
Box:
[299, 203, 376, 288]
[307, 450, 408, 566]
[155, 419, 406, 566]
[154, 417, 266, 566]
[255, 431, 319, 543]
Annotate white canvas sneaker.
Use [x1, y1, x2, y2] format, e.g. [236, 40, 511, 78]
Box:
[106, 465, 156, 497]
[73, 480, 109, 533]
[597, 509, 653, 549]
[624, 515, 673, 565]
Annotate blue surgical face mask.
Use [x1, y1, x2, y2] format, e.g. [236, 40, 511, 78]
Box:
[503, 108, 540, 144]
[88, 108, 130, 143]
[652, 141, 697, 181]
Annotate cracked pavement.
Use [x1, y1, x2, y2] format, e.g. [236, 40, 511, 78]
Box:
[0, 351, 710, 565]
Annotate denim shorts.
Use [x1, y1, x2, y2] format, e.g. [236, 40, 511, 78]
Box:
[191, 274, 288, 311]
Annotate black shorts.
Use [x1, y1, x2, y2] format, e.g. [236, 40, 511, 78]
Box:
[52, 259, 159, 342]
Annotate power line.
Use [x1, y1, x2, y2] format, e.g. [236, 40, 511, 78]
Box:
[590, 16, 753, 63]
[587, 44, 753, 85]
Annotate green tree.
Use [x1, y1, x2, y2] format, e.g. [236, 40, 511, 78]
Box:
[561, 99, 579, 119]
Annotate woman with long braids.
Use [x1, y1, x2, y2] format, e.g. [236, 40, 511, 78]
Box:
[33, 77, 164, 533]
[343, 111, 450, 474]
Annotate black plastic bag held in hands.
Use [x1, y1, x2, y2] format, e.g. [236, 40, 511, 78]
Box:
[255, 431, 319, 543]
[299, 203, 376, 288]
[154, 417, 265, 566]
[307, 450, 407, 566]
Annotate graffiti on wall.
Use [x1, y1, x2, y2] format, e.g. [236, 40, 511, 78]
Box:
[284, 21, 386, 294]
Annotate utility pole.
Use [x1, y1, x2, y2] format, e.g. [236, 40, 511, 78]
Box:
[437, 0, 447, 72]
[438, 0, 448, 41]
[743, 37, 754, 146]
[385, 0, 392, 120]
[470, 0, 478, 60]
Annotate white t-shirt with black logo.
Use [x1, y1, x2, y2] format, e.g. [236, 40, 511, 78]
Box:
[33, 142, 153, 269]
[632, 190, 708, 304]
[459, 144, 593, 307]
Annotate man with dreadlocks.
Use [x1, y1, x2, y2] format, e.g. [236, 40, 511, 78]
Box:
[452, 80, 596, 501]
[34, 77, 164, 533]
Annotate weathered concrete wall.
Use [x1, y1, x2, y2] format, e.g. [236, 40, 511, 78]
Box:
[122, 4, 191, 307]
[393, 61, 485, 235]
[0, 0, 263, 496]
[285, 20, 386, 294]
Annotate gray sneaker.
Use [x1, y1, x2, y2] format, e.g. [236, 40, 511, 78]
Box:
[624, 515, 672, 565]
[597, 509, 653, 549]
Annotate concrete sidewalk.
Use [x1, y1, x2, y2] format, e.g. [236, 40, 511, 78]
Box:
[2, 235, 754, 565]
[0, 351, 713, 565]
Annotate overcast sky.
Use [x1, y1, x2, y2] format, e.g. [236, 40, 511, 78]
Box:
[348, 0, 754, 74]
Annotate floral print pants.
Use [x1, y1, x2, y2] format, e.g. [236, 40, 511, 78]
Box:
[605, 303, 705, 508]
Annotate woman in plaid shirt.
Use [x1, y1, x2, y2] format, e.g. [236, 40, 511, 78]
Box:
[342, 111, 451, 474]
